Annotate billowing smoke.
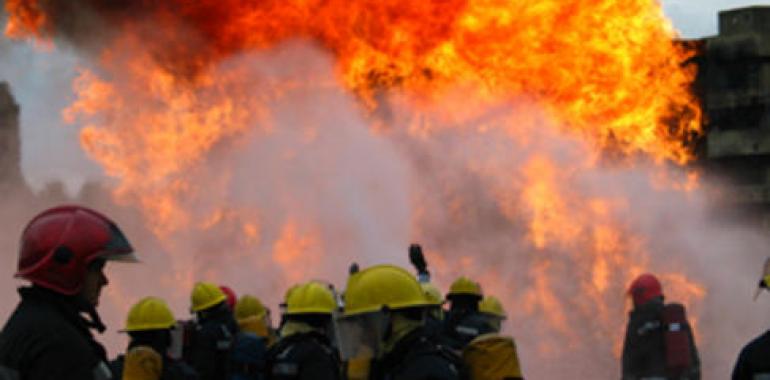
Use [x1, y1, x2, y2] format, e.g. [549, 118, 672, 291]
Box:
[4, 42, 757, 378]
[0, 26, 99, 192]
[56, 43, 415, 358]
[380, 86, 770, 377]
[2, 1, 769, 379]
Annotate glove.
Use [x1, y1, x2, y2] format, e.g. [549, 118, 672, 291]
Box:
[409, 244, 429, 280]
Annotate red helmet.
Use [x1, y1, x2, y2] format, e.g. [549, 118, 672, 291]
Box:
[220, 285, 237, 309]
[16, 205, 136, 295]
[628, 273, 663, 307]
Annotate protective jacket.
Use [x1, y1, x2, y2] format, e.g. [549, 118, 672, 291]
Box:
[111, 342, 199, 380]
[732, 330, 770, 380]
[265, 331, 340, 380]
[443, 310, 495, 351]
[0, 287, 113, 380]
[621, 299, 700, 380]
[462, 334, 523, 380]
[185, 305, 240, 380]
[369, 326, 466, 380]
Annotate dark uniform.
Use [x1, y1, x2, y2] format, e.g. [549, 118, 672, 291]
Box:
[185, 304, 240, 380]
[443, 310, 495, 351]
[424, 313, 453, 348]
[621, 299, 700, 380]
[0, 287, 114, 380]
[732, 330, 770, 380]
[369, 327, 466, 380]
[265, 331, 341, 380]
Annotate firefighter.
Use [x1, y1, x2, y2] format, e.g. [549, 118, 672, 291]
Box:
[337, 264, 466, 380]
[443, 276, 495, 350]
[265, 281, 341, 380]
[464, 296, 524, 380]
[732, 322, 770, 379]
[478, 296, 507, 333]
[112, 297, 198, 380]
[731, 267, 770, 379]
[622, 273, 700, 380]
[186, 282, 240, 380]
[235, 295, 275, 345]
[0, 205, 137, 380]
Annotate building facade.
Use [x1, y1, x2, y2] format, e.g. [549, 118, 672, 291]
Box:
[696, 6, 770, 225]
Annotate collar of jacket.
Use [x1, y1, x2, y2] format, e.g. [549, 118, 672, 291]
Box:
[22, 286, 107, 333]
[19, 287, 92, 330]
[630, 297, 664, 317]
[280, 320, 319, 338]
[376, 325, 430, 370]
[382, 315, 422, 356]
[17, 286, 109, 359]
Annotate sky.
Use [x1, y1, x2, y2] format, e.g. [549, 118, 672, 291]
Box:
[663, 0, 767, 38]
[0, 1, 767, 192]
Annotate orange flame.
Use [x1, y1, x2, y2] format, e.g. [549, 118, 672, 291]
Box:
[5, 0, 700, 164]
[272, 221, 323, 285]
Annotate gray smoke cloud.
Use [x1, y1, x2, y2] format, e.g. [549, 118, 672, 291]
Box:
[49, 43, 415, 354]
[0, 35, 101, 193]
[60, 41, 767, 378]
[382, 88, 770, 378]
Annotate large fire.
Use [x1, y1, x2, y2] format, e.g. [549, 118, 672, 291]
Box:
[4, 0, 706, 377]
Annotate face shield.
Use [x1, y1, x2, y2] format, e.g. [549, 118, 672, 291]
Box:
[426, 305, 444, 322]
[167, 321, 193, 360]
[480, 314, 504, 333]
[334, 311, 389, 361]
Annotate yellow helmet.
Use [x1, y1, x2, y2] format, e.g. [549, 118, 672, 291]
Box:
[421, 283, 443, 306]
[343, 264, 431, 316]
[447, 276, 483, 298]
[191, 282, 227, 312]
[235, 295, 268, 320]
[285, 281, 337, 315]
[124, 297, 176, 332]
[479, 296, 507, 319]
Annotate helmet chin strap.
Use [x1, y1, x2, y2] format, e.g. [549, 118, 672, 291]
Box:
[84, 306, 107, 334]
[73, 294, 107, 333]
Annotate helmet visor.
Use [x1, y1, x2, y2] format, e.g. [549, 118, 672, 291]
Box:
[480, 314, 504, 333]
[99, 222, 138, 262]
[334, 311, 387, 360]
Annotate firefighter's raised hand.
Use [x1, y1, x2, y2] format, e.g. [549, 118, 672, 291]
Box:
[409, 243, 430, 282]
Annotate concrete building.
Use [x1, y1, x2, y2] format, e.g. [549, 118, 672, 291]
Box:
[0, 82, 22, 187]
[695, 6, 770, 225]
